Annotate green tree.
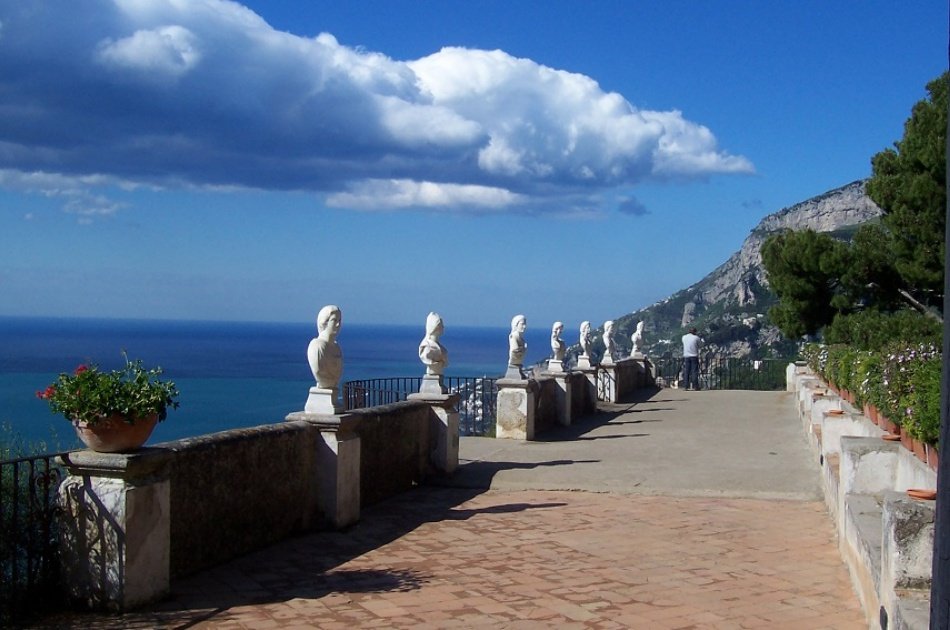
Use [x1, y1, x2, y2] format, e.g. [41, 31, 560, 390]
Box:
[866, 72, 948, 313]
[761, 229, 849, 338]
[762, 72, 947, 342]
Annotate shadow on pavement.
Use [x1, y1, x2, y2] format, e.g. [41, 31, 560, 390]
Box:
[36, 484, 571, 630]
[437, 457, 600, 489]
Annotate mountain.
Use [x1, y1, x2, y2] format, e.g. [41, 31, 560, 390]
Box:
[581, 180, 883, 361]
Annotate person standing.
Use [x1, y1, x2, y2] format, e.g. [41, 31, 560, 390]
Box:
[681, 327, 702, 390]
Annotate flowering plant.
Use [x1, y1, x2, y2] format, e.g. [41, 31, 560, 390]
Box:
[36, 356, 179, 425]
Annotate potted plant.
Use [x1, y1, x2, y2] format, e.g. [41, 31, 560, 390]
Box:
[36, 355, 179, 453]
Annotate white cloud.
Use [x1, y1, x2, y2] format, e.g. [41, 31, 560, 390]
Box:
[0, 0, 753, 217]
[96, 25, 201, 79]
[327, 179, 526, 212]
[0, 169, 130, 222]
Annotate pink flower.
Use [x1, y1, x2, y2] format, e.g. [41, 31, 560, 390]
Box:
[74, 365, 89, 375]
[35, 385, 56, 400]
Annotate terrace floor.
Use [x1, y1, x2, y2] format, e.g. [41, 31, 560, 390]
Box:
[38, 389, 865, 629]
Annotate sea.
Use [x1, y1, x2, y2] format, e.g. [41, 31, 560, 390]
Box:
[0, 316, 553, 451]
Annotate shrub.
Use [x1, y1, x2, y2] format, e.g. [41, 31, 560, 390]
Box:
[908, 357, 941, 444]
[824, 310, 941, 351]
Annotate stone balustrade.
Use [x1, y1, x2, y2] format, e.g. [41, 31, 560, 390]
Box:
[495, 358, 653, 440]
[57, 395, 457, 612]
[788, 362, 935, 630]
[56, 348, 656, 610]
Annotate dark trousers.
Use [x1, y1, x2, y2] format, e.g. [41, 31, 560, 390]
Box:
[683, 356, 700, 390]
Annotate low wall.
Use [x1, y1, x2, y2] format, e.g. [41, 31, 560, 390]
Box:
[788, 363, 935, 629]
[350, 401, 429, 506]
[162, 421, 322, 577]
[57, 394, 457, 611]
[597, 358, 652, 403]
[570, 371, 596, 417]
[534, 377, 560, 435]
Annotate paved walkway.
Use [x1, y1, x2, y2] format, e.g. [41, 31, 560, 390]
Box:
[37, 389, 866, 629]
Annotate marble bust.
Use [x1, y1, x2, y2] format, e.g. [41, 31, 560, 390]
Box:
[418, 312, 448, 376]
[550, 321, 565, 361]
[307, 305, 343, 389]
[602, 320, 615, 363]
[630, 321, 645, 358]
[508, 314, 527, 368]
[579, 320, 592, 357]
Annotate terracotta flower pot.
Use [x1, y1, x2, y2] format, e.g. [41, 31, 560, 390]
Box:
[928, 444, 940, 473]
[901, 432, 915, 454]
[72, 412, 159, 453]
[907, 488, 937, 501]
[912, 438, 928, 465]
[883, 417, 900, 436]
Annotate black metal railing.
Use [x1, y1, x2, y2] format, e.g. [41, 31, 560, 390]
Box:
[343, 376, 499, 436]
[651, 354, 788, 391]
[1, 452, 65, 625]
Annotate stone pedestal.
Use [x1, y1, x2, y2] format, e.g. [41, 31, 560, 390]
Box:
[505, 364, 525, 380]
[598, 363, 616, 402]
[285, 412, 360, 529]
[632, 358, 653, 389]
[549, 371, 573, 426]
[496, 378, 537, 440]
[576, 353, 593, 370]
[547, 359, 564, 373]
[408, 392, 461, 474]
[56, 448, 173, 611]
[305, 386, 342, 414]
[419, 374, 446, 395]
[575, 366, 598, 410]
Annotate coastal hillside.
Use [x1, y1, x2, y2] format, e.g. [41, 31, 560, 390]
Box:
[582, 180, 883, 360]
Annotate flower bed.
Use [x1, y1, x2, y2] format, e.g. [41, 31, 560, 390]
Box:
[802, 342, 941, 449]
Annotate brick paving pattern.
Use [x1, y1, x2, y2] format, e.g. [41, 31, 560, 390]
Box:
[42, 487, 865, 629]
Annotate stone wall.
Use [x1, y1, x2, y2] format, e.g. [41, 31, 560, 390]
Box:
[570, 371, 595, 417]
[161, 421, 321, 578]
[58, 396, 459, 609]
[534, 378, 560, 435]
[788, 363, 935, 629]
[350, 401, 430, 506]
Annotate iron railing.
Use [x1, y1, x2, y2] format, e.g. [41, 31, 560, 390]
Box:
[651, 353, 788, 391]
[343, 376, 498, 436]
[1, 452, 65, 625]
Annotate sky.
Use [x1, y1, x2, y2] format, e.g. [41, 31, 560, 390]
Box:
[0, 0, 947, 333]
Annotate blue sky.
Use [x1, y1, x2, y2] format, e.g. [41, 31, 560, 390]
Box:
[0, 0, 946, 333]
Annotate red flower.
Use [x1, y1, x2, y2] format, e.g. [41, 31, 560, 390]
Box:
[35, 385, 56, 400]
[74, 365, 89, 375]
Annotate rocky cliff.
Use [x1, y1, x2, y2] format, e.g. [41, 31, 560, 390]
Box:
[594, 180, 883, 360]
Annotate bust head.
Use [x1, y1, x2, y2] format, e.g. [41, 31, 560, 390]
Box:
[511, 314, 526, 334]
[425, 312, 443, 337]
[604, 320, 614, 336]
[551, 321, 563, 337]
[317, 305, 342, 341]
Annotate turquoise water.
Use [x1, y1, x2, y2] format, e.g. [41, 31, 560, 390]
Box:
[0, 317, 551, 448]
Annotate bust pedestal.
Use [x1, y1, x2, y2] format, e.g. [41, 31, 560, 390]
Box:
[505, 364, 526, 380]
[545, 369, 573, 426]
[419, 374, 446, 395]
[496, 378, 537, 440]
[305, 386, 342, 414]
[408, 391, 460, 474]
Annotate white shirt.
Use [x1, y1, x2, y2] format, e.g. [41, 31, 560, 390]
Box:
[682, 333, 702, 358]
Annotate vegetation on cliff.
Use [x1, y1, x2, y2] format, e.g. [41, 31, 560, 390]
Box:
[763, 72, 947, 346]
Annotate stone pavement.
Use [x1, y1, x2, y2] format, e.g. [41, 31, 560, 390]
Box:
[36, 389, 866, 629]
